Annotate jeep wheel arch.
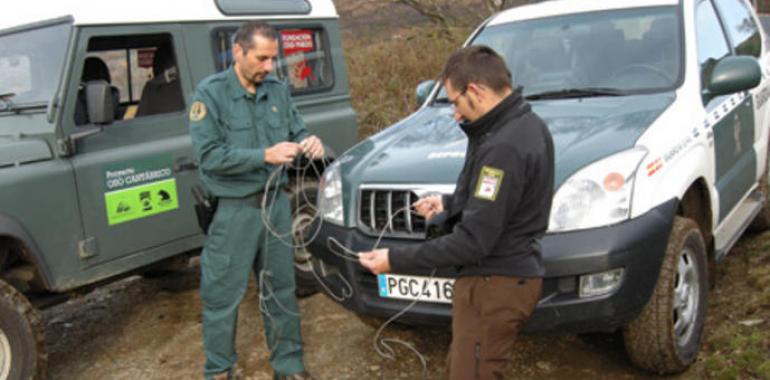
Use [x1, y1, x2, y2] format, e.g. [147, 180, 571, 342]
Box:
[0, 215, 53, 291]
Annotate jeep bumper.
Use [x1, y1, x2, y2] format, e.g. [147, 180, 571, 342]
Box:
[306, 199, 678, 333]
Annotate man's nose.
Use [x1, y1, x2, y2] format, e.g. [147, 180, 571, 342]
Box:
[453, 110, 463, 122]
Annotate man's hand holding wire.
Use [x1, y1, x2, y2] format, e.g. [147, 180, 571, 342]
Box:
[300, 135, 324, 159]
[413, 195, 443, 220]
[359, 248, 391, 274]
[265, 142, 302, 164]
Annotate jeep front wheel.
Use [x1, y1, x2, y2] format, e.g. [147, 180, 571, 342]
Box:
[623, 216, 708, 374]
[0, 279, 46, 379]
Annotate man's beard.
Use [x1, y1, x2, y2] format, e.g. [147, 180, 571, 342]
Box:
[250, 71, 269, 84]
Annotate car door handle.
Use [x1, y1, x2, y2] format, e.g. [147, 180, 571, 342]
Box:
[174, 156, 198, 172]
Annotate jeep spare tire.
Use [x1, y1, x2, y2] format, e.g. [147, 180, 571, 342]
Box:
[290, 179, 320, 298]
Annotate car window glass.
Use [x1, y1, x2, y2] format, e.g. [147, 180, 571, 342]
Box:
[0, 22, 71, 107]
[213, 27, 333, 93]
[696, 0, 731, 89]
[713, 0, 761, 57]
[75, 34, 185, 126]
[470, 6, 682, 96]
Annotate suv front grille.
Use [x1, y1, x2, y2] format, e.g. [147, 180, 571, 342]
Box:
[358, 188, 426, 239]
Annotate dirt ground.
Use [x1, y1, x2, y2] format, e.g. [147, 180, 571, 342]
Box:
[43, 228, 769, 380]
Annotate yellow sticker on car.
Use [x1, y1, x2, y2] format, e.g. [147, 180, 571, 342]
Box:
[475, 166, 504, 201]
[189, 101, 207, 122]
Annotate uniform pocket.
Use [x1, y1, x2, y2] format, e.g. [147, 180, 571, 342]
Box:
[201, 210, 232, 280]
[265, 107, 289, 142]
[225, 117, 256, 148]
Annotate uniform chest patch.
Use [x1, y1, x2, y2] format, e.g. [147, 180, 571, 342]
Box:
[189, 101, 207, 122]
[475, 166, 504, 201]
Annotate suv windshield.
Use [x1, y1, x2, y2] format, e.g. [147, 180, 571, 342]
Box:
[0, 21, 71, 109]
[436, 6, 681, 102]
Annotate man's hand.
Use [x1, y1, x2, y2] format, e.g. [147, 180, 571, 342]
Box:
[413, 195, 443, 220]
[265, 142, 302, 164]
[299, 135, 325, 159]
[359, 248, 390, 274]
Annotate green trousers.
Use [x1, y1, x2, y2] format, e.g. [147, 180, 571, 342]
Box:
[201, 192, 304, 378]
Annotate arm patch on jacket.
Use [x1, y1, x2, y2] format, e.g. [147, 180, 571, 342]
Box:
[475, 165, 504, 201]
[189, 101, 207, 122]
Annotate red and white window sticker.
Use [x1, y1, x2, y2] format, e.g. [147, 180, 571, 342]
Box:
[281, 29, 316, 88]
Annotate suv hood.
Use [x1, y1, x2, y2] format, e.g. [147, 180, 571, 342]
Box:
[0, 137, 53, 168]
[343, 92, 675, 188]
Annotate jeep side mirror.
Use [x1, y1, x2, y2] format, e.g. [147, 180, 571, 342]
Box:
[85, 80, 114, 125]
[415, 80, 436, 106]
[706, 56, 761, 99]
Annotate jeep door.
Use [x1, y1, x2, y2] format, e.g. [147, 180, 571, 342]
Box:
[697, 0, 763, 223]
[61, 25, 201, 267]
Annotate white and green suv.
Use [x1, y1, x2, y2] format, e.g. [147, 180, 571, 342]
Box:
[308, 0, 770, 373]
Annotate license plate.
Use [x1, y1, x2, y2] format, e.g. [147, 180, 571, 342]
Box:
[377, 274, 455, 304]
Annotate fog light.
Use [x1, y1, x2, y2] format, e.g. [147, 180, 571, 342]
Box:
[579, 268, 624, 298]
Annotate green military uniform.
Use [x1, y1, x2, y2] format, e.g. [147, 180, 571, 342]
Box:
[189, 67, 310, 379]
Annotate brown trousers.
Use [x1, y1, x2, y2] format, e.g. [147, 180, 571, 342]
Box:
[448, 276, 542, 380]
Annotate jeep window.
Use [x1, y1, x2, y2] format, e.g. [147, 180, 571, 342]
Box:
[74, 33, 185, 125]
[435, 6, 682, 103]
[696, 0, 731, 91]
[213, 27, 333, 93]
[712, 0, 761, 58]
[0, 21, 70, 109]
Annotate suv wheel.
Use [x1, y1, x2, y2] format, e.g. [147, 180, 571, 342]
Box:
[0, 279, 46, 379]
[623, 216, 707, 374]
[290, 179, 320, 298]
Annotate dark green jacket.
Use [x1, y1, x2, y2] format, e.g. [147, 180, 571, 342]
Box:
[189, 67, 310, 197]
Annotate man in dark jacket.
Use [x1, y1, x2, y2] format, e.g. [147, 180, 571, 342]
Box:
[359, 45, 554, 380]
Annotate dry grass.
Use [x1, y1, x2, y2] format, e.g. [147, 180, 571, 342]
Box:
[343, 26, 469, 138]
[696, 232, 770, 380]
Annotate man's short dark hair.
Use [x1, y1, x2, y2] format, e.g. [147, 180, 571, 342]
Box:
[440, 45, 512, 95]
[233, 21, 278, 51]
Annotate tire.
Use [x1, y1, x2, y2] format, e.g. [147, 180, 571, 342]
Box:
[749, 168, 770, 231]
[0, 279, 46, 380]
[289, 179, 320, 298]
[623, 216, 708, 374]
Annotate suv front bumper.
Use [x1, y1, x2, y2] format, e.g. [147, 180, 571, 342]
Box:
[306, 199, 677, 333]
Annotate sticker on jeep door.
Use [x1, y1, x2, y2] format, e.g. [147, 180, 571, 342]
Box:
[103, 156, 179, 226]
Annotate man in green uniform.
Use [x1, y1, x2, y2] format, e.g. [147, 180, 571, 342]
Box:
[189, 21, 323, 380]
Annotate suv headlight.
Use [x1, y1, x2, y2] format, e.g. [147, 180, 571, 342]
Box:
[318, 161, 344, 225]
[549, 147, 647, 232]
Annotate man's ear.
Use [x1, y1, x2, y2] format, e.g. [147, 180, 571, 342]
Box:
[467, 83, 485, 102]
[233, 43, 243, 58]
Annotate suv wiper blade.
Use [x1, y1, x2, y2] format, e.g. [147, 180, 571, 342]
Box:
[525, 87, 627, 100]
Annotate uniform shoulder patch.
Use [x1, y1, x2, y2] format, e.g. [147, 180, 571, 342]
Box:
[475, 165, 504, 201]
[189, 101, 207, 122]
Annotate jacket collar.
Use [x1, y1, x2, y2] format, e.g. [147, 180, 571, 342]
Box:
[226, 66, 278, 101]
[459, 88, 528, 138]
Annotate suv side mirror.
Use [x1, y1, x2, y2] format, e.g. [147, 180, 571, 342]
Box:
[707, 56, 761, 98]
[415, 80, 436, 106]
[85, 80, 114, 125]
